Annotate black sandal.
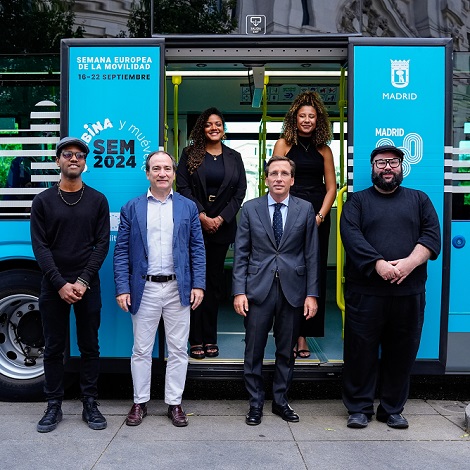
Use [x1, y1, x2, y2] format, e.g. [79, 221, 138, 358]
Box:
[204, 344, 219, 358]
[189, 346, 205, 359]
[297, 349, 311, 358]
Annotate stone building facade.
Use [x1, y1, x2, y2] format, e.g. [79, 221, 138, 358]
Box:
[74, 0, 469, 51]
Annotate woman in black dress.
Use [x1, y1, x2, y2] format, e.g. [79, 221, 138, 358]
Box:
[176, 108, 247, 359]
[273, 92, 336, 357]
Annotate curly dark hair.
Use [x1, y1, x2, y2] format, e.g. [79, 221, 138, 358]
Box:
[185, 107, 226, 174]
[280, 91, 332, 147]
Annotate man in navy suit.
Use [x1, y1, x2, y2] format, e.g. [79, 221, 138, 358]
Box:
[114, 151, 205, 427]
[232, 155, 320, 425]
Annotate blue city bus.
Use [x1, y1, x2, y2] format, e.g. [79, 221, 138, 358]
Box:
[0, 35, 468, 401]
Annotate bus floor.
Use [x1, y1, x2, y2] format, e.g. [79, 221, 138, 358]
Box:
[187, 268, 344, 364]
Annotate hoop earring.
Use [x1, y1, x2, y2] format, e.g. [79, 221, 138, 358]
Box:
[222, 133, 226, 140]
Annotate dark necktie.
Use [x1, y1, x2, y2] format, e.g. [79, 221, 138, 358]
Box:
[273, 202, 283, 247]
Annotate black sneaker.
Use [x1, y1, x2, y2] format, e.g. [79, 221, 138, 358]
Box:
[82, 397, 107, 430]
[37, 399, 63, 433]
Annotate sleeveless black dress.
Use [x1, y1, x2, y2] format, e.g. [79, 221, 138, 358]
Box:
[286, 136, 330, 337]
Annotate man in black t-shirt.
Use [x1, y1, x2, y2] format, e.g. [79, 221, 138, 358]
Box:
[31, 136, 110, 433]
[340, 145, 441, 429]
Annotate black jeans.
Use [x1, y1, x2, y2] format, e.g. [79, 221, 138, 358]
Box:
[342, 292, 425, 416]
[39, 278, 102, 400]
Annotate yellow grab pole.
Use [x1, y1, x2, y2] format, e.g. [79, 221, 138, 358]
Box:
[336, 185, 348, 337]
[172, 76, 182, 161]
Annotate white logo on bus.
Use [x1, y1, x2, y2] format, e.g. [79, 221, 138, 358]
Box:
[391, 60, 409, 88]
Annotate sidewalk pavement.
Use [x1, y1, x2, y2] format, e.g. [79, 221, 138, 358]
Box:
[2, 399, 469, 470]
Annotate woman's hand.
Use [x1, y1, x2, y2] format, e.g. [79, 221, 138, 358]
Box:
[199, 213, 223, 234]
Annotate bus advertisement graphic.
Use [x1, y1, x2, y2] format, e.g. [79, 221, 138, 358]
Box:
[61, 39, 164, 357]
[351, 41, 449, 360]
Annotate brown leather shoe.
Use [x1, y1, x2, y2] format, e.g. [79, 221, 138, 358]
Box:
[167, 404, 188, 427]
[126, 403, 147, 426]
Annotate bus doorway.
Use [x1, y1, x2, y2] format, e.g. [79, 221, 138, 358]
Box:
[163, 35, 349, 377]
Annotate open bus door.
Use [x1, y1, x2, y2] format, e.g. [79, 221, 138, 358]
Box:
[164, 35, 349, 378]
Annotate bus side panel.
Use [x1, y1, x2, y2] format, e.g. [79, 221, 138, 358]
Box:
[61, 39, 165, 359]
[447, 221, 470, 371]
[350, 39, 449, 361]
[0, 222, 34, 261]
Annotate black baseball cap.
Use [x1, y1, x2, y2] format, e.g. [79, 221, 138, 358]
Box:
[370, 145, 404, 162]
[56, 137, 89, 157]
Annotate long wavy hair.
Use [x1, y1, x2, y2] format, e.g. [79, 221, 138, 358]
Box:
[280, 91, 332, 147]
[185, 107, 226, 174]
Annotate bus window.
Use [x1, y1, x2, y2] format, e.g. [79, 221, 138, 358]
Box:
[452, 52, 470, 221]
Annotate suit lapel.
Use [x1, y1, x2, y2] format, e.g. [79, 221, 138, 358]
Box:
[217, 144, 234, 196]
[279, 196, 301, 248]
[137, 195, 148, 256]
[195, 158, 208, 200]
[172, 192, 181, 246]
[254, 195, 276, 247]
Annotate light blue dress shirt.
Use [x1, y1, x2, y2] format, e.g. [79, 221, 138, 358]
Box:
[146, 188, 175, 275]
[267, 193, 289, 229]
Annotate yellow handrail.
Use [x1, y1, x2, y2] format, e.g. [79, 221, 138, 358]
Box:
[172, 76, 182, 161]
[336, 184, 348, 337]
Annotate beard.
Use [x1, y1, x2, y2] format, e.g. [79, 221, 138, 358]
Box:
[372, 169, 403, 192]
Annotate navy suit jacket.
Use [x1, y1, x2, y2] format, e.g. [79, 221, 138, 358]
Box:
[232, 194, 319, 308]
[113, 191, 206, 314]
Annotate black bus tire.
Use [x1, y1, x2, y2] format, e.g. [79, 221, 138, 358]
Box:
[0, 269, 45, 401]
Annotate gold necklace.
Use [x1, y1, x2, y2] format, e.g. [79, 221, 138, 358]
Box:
[57, 181, 85, 206]
[207, 152, 222, 161]
[298, 141, 311, 152]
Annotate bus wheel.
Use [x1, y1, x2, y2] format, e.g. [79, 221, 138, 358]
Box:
[0, 269, 45, 401]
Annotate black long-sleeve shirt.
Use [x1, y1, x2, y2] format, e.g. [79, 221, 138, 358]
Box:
[30, 184, 110, 291]
[340, 186, 441, 296]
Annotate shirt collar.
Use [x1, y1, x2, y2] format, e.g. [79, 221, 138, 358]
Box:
[267, 193, 289, 207]
[147, 188, 173, 203]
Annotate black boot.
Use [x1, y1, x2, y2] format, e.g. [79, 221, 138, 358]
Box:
[82, 397, 107, 430]
[37, 399, 63, 433]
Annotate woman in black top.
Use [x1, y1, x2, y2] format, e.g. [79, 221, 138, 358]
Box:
[176, 107, 247, 359]
[273, 92, 337, 357]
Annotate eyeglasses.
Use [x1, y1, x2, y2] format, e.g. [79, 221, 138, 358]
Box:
[267, 171, 292, 178]
[61, 151, 87, 160]
[373, 158, 401, 169]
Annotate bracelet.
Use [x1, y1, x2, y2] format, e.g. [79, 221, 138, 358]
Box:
[317, 212, 324, 222]
[77, 277, 90, 289]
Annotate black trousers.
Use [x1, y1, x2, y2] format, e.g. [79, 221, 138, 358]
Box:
[189, 240, 229, 346]
[342, 292, 425, 416]
[39, 278, 102, 400]
[243, 278, 302, 408]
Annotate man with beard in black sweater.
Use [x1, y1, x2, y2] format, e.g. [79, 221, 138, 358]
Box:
[31, 137, 110, 433]
[340, 145, 441, 430]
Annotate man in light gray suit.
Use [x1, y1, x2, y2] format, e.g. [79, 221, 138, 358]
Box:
[233, 155, 320, 426]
